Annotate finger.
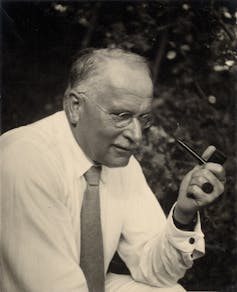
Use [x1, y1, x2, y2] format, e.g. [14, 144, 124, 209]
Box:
[187, 183, 219, 202]
[191, 168, 225, 195]
[190, 176, 214, 194]
[201, 145, 216, 161]
[189, 165, 203, 177]
[190, 176, 209, 188]
[192, 164, 225, 184]
[203, 162, 226, 183]
[186, 185, 211, 204]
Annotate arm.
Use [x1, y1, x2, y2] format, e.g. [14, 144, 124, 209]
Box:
[0, 140, 88, 292]
[117, 157, 205, 287]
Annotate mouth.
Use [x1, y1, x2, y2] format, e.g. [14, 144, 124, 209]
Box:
[113, 144, 137, 154]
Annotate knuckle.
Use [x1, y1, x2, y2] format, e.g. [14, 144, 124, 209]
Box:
[216, 164, 224, 173]
[191, 184, 199, 193]
[219, 183, 225, 194]
[198, 176, 206, 185]
[202, 169, 210, 176]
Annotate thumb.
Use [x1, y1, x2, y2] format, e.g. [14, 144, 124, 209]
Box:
[201, 145, 216, 161]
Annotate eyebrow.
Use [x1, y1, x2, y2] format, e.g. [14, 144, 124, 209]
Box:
[109, 107, 152, 116]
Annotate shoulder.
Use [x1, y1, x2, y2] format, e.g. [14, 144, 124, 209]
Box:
[1, 114, 64, 187]
[1, 131, 66, 207]
[0, 112, 66, 159]
[1, 113, 59, 152]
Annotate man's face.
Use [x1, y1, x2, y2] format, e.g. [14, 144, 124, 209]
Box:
[75, 60, 153, 167]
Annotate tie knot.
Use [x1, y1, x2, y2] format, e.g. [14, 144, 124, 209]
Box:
[84, 165, 102, 186]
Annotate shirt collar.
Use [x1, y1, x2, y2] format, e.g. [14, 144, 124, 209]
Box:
[53, 111, 94, 178]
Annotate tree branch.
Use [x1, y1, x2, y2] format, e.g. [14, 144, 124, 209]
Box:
[213, 11, 235, 41]
[152, 29, 168, 85]
[194, 80, 208, 100]
[80, 2, 101, 49]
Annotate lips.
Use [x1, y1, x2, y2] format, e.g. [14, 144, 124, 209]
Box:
[113, 144, 136, 153]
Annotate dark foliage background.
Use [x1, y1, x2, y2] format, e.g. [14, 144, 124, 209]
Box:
[1, 1, 237, 291]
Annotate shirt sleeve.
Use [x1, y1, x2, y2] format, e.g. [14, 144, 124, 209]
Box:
[117, 156, 205, 287]
[0, 139, 89, 292]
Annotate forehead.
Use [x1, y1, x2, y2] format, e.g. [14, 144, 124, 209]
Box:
[93, 59, 153, 111]
[105, 59, 153, 95]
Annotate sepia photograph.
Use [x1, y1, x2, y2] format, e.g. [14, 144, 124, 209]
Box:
[1, 1, 236, 291]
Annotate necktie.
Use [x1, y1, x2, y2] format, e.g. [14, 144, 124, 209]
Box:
[80, 165, 105, 292]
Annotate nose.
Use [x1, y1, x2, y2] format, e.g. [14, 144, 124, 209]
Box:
[124, 118, 142, 145]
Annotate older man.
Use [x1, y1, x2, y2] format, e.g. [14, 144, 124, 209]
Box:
[0, 48, 225, 292]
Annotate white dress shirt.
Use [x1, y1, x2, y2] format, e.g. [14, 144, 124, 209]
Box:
[0, 111, 205, 292]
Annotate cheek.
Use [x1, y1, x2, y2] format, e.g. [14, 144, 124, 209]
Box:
[83, 107, 123, 147]
[94, 123, 124, 153]
[97, 126, 122, 146]
[94, 114, 123, 141]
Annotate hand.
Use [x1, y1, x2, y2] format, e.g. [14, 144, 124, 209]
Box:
[174, 145, 226, 224]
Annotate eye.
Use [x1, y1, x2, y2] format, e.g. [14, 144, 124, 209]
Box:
[139, 113, 152, 121]
[139, 113, 153, 128]
[111, 112, 132, 122]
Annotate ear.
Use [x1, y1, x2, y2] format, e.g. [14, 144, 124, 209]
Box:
[66, 91, 83, 126]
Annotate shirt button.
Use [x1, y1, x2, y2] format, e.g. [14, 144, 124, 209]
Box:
[189, 237, 195, 244]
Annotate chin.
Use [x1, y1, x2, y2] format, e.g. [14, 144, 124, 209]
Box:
[103, 156, 130, 168]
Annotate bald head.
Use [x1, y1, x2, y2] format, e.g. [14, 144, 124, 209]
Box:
[66, 48, 152, 94]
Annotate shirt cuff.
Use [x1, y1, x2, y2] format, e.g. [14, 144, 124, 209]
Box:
[166, 203, 205, 260]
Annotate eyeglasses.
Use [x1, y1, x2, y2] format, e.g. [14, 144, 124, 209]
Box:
[71, 90, 153, 130]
